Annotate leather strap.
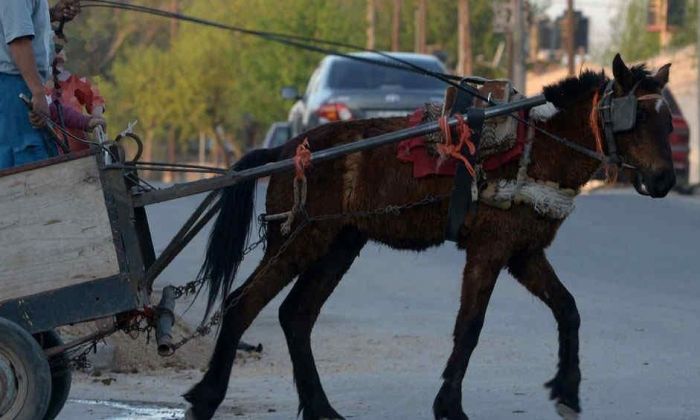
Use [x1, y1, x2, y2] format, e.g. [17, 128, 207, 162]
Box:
[445, 107, 484, 242]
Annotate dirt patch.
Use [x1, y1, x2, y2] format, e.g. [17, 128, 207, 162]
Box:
[58, 316, 262, 374]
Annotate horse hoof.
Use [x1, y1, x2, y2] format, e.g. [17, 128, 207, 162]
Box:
[301, 405, 345, 420]
[555, 403, 580, 420]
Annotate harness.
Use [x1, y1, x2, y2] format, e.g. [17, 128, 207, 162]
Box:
[477, 78, 666, 219]
[595, 79, 665, 168]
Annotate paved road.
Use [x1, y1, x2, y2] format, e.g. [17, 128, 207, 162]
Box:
[61, 186, 700, 419]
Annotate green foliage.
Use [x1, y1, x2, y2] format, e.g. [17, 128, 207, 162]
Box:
[669, 0, 698, 48]
[64, 0, 506, 154]
[606, 0, 660, 63]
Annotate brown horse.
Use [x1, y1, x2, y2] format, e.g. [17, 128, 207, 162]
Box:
[184, 55, 674, 420]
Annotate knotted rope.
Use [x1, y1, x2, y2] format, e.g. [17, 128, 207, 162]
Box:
[281, 139, 312, 235]
[436, 115, 476, 177]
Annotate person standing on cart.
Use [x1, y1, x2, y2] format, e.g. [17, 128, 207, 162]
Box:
[0, 0, 80, 169]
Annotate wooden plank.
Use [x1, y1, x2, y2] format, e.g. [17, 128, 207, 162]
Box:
[0, 156, 120, 303]
[0, 149, 94, 178]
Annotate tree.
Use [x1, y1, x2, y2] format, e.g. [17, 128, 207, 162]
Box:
[605, 0, 661, 62]
[65, 0, 509, 166]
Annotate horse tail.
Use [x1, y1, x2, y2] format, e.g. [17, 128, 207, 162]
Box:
[199, 146, 282, 319]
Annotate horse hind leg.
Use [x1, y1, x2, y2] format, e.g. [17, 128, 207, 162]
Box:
[279, 227, 367, 420]
[184, 228, 335, 420]
[508, 250, 581, 419]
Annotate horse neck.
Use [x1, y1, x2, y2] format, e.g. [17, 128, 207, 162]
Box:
[527, 94, 602, 191]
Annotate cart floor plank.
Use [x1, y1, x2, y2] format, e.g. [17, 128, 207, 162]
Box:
[0, 156, 120, 303]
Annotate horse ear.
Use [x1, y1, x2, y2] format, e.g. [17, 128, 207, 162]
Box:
[654, 63, 671, 87]
[612, 53, 634, 90]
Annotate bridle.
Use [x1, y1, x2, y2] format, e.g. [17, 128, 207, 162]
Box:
[593, 79, 665, 194]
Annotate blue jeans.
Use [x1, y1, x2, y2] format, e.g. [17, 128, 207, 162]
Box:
[0, 73, 56, 169]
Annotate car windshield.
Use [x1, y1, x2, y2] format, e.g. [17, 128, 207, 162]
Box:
[269, 126, 290, 148]
[326, 58, 446, 90]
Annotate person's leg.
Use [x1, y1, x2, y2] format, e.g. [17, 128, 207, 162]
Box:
[0, 73, 54, 169]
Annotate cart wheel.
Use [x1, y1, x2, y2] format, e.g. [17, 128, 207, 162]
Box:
[0, 318, 51, 420]
[36, 331, 72, 420]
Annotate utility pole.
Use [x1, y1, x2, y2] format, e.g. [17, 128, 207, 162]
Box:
[165, 0, 179, 183]
[512, 0, 526, 92]
[392, 0, 402, 51]
[415, 0, 426, 53]
[566, 0, 575, 76]
[457, 0, 473, 75]
[367, 0, 376, 50]
[659, 0, 670, 49]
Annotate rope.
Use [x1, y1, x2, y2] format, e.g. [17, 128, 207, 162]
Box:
[281, 139, 312, 235]
[436, 115, 476, 177]
[293, 138, 312, 180]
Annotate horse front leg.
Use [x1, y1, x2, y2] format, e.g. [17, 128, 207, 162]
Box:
[508, 250, 581, 419]
[433, 251, 504, 420]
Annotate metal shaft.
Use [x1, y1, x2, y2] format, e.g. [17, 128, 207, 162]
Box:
[130, 94, 546, 207]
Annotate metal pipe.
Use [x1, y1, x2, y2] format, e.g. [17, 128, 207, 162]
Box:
[130, 94, 546, 207]
[44, 324, 118, 358]
[155, 286, 177, 357]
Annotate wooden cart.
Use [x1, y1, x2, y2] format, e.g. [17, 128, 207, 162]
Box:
[0, 150, 155, 419]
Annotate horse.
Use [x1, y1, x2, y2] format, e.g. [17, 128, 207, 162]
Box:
[184, 54, 674, 420]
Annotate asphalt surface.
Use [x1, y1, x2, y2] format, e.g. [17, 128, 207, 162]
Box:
[60, 185, 700, 419]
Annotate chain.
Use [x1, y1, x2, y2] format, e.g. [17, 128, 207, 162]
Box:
[47, 194, 449, 366]
[168, 193, 450, 351]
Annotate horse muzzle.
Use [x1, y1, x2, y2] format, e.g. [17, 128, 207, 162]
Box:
[633, 169, 675, 198]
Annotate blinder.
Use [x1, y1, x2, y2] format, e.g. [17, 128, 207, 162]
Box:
[610, 90, 638, 132]
[597, 79, 643, 165]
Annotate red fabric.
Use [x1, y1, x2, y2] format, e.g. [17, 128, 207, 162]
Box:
[47, 73, 105, 154]
[397, 109, 530, 178]
[397, 109, 458, 178]
[56, 74, 105, 115]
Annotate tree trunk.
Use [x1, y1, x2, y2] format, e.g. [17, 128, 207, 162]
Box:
[366, 0, 376, 50]
[414, 0, 426, 53]
[392, 0, 402, 51]
[457, 0, 473, 75]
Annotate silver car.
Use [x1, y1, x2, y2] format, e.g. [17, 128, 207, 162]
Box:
[282, 52, 448, 137]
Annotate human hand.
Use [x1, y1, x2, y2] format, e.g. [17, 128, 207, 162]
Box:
[29, 94, 49, 128]
[88, 116, 107, 130]
[51, 0, 81, 22]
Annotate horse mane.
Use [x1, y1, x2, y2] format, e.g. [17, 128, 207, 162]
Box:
[629, 64, 662, 91]
[543, 64, 660, 111]
[542, 70, 606, 110]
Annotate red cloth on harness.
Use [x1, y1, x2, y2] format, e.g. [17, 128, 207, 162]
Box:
[397, 108, 527, 178]
[397, 108, 458, 178]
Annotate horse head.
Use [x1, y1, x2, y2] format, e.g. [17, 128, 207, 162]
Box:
[608, 54, 675, 198]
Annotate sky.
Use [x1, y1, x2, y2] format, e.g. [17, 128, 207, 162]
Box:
[539, 0, 628, 50]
